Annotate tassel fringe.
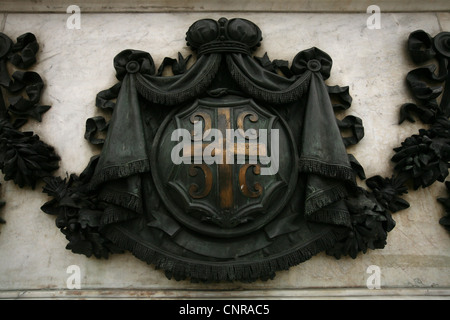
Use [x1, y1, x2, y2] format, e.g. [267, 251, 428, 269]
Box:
[102, 225, 343, 282]
[100, 206, 138, 226]
[226, 55, 311, 104]
[89, 159, 150, 189]
[135, 55, 222, 106]
[306, 208, 351, 227]
[305, 184, 348, 215]
[299, 158, 356, 183]
[99, 190, 143, 214]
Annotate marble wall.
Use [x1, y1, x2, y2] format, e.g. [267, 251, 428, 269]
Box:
[2, 0, 450, 13]
[0, 11, 449, 299]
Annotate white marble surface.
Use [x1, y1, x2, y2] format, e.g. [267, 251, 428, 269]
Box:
[1, 0, 450, 13]
[0, 12, 449, 298]
[438, 13, 450, 31]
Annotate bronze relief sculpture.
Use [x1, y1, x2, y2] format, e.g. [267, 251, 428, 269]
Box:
[1, 18, 448, 282]
[0, 32, 59, 225]
[42, 18, 375, 281]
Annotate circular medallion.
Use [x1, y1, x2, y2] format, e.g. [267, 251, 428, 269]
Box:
[151, 96, 298, 238]
[307, 59, 322, 72]
[126, 60, 140, 73]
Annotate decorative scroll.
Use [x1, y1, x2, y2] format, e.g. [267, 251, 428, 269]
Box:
[188, 164, 213, 199]
[238, 164, 262, 198]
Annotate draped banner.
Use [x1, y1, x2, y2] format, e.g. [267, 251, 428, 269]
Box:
[42, 18, 400, 282]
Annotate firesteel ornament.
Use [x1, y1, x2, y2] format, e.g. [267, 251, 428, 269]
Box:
[42, 18, 401, 282]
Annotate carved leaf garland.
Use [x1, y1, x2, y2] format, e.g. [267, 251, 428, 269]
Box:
[0, 32, 59, 223]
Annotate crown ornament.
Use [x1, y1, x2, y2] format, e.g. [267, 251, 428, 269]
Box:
[185, 17, 262, 56]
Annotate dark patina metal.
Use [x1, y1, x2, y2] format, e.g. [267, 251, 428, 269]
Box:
[0, 32, 59, 224]
[41, 18, 407, 281]
[86, 17, 358, 281]
[0, 19, 446, 283]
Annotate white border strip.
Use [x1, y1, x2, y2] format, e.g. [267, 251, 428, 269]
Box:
[1, 0, 450, 13]
[1, 288, 450, 299]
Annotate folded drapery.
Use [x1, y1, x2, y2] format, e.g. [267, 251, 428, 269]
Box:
[84, 18, 359, 281]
